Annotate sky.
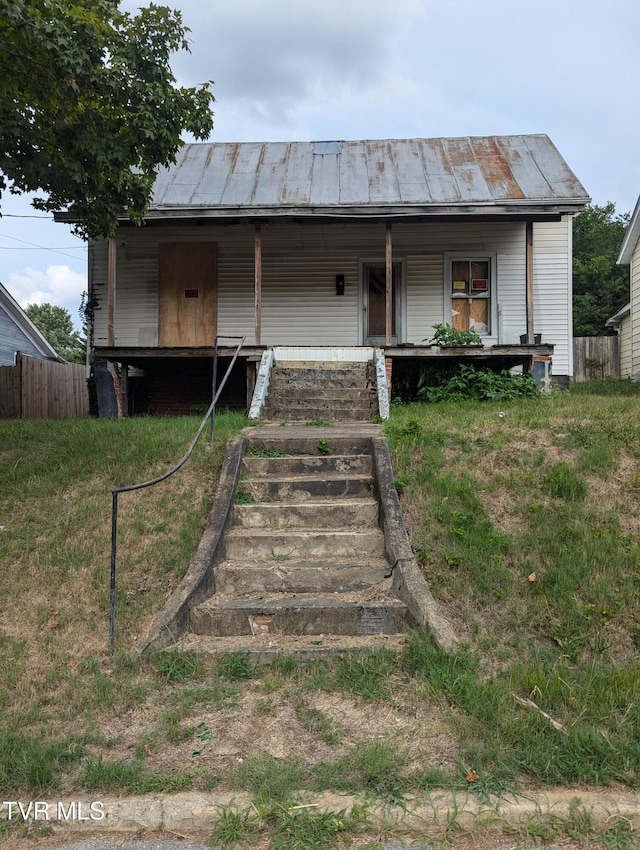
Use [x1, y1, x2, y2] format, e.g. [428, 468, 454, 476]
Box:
[2, 0, 639, 329]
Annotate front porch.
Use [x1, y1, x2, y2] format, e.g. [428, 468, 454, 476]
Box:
[93, 341, 554, 417]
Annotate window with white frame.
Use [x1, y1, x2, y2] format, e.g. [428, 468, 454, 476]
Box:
[446, 255, 495, 336]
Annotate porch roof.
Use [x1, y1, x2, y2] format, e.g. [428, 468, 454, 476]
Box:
[146, 135, 590, 221]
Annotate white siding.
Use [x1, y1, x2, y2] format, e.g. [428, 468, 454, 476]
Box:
[619, 314, 632, 378]
[532, 217, 572, 376]
[631, 239, 640, 377]
[89, 217, 573, 371]
[406, 254, 443, 343]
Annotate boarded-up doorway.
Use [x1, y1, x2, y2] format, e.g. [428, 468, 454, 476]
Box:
[159, 243, 218, 346]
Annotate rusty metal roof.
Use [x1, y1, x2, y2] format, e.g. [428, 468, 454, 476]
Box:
[149, 135, 590, 218]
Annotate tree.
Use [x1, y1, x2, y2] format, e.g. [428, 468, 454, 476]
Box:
[573, 202, 630, 337]
[25, 303, 86, 363]
[0, 0, 214, 239]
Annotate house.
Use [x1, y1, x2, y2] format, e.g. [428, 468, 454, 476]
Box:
[57, 135, 590, 415]
[605, 302, 632, 379]
[0, 282, 63, 365]
[616, 195, 640, 381]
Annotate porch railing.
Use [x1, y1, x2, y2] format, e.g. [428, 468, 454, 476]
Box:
[108, 335, 245, 655]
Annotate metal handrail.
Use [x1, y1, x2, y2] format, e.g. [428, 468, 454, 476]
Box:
[109, 335, 245, 655]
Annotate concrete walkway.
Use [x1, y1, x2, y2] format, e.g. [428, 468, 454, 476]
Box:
[7, 788, 639, 846]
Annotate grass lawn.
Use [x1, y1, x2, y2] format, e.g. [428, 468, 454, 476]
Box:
[0, 385, 639, 847]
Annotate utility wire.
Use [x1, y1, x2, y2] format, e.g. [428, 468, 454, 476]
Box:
[0, 231, 86, 262]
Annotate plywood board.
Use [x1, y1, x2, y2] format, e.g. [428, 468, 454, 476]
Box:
[159, 243, 218, 347]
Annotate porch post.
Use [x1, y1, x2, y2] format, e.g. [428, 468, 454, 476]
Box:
[254, 222, 262, 346]
[107, 236, 116, 347]
[385, 223, 393, 346]
[525, 221, 534, 344]
[120, 360, 129, 416]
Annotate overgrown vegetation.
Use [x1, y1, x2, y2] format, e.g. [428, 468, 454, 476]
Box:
[0, 388, 639, 848]
[573, 202, 630, 337]
[415, 362, 540, 403]
[428, 322, 484, 346]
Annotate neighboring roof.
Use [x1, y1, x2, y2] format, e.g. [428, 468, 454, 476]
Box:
[606, 302, 631, 327]
[618, 194, 640, 264]
[145, 134, 590, 220]
[0, 283, 64, 362]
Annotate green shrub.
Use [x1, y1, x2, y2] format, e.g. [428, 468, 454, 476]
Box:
[417, 363, 539, 403]
[428, 323, 483, 346]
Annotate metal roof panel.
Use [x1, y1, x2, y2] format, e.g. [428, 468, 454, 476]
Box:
[148, 135, 589, 215]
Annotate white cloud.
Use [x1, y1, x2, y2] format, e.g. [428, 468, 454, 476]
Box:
[9, 265, 87, 326]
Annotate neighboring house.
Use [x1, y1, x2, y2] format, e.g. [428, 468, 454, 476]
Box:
[617, 195, 640, 382]
[0, 282, 63, 365]
[56, 135, 589, 414]
[605, 302, 632, 378]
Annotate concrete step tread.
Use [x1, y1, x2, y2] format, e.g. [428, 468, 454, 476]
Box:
[263, 413, 377, 423]
[225, 528, 384, 539]
[214, 560, 392, 594]
[191, 590, 413, 637]
[269, 378, 374, 386]
[240, 472, 373, 484]
[236, 476, 374, 502]
[249, 427, 382, 437]
[274, 360, 371, 370]
[219, 556, 391, 570]
[234, 497, 378, 508]
[242, 455, 372, 475]
[177, 633, 408, 660]
[224, 528, 386, 560]
[231, 499, 379, 529]
[196, 588, 405, 611]
[267, 383, 375, 394]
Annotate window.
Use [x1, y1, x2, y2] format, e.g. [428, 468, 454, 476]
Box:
[447, 256, 494, 336]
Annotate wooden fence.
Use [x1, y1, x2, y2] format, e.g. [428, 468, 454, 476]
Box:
[573, 336, 620, 383]
[0, 352, 89, 419]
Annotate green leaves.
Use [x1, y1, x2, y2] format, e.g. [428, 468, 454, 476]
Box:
[24, 302, 86, 363]
[572, 202, 630, 337]
[417, 363, 540, 403]
[428, 323, 484, 346]
[0, 0, 215, 238]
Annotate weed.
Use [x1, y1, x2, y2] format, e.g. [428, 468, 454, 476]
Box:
[150, 647, 203, 683]
[543, 461, 588, 501]
[293, 697, 342, 745]
[216, 651, 254, 680]
[600, 815, 636, 850]
[160, 709, 197, 744]
[248, 445, 287, 457]
[263, 803, 364, 850]
[316, 437, 330, 454]
[394, 475, 407, 495]
[232, 754, 303, 803]
[313, 740, 407, 803]
[211, 806, 261, 847]
[235, 485, 256, 504]
[0, 730, 86, 795]
[330, 649, 395, 701]
[417, 363, 539, 403]
[81, 754, 198, 793]
[428, 323, 483, 346]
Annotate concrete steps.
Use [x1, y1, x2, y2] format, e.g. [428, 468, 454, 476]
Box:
[236, 473, 374, 502]
[262, 359, 378, 423]
[232, 499, 379, 529]
[188, 431, 416, 655]
[191, 592, 411, 637]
